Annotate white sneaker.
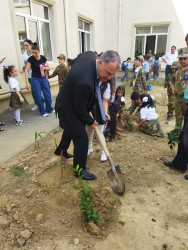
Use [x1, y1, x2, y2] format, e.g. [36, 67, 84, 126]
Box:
[42, 113, 48, 117]
[31, 105, 38, 111]
[87, 148, 93, 156]
[52, 109, 55, 113]
[101, 152, 107, 162]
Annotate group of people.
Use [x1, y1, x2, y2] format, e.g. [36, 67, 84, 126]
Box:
[1, 39, 74, 131]
[1, 34, 188, 182]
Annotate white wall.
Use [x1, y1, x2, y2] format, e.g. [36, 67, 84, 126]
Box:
[120, 0, 187, 61]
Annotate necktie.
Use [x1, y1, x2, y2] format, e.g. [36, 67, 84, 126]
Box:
[96, 81, 106, 122]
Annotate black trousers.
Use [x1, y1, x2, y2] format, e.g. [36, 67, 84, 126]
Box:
[55, 128, 88, 170]
[172, 107, 188, 171]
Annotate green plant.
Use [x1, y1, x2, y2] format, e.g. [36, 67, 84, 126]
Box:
[11, 165, 24, 176]
[34, 131, 46, 149]
[167, 124, 183, 149]
[74, 165, 100, 223]
[123, 107, 133, 131]
[57, 149, 67, 182]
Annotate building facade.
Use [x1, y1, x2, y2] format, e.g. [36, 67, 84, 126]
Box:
[0, 0, 187, 113]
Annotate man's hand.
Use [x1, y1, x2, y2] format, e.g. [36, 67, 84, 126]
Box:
[105, 113, 110, 121]
[0, 60, 3, 64]
[90, 120, 98, 129]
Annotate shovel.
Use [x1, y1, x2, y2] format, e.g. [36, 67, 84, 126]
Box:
[94, 125, 125, 196]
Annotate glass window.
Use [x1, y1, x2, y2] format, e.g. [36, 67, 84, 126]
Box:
[41, 22, 52, 61]
[136, 26, 151, 34]
[28, 20, 39, 44]
[85, 33, 90, 51]
[135, 36, 145, 57]
[84, 22, 90, 31]
[14, 0, 31, 15]
[78, 20, 83, 29]
[153, 25, 168, 34]
[156, 35, 167, 56]
[78, 19, 91, 53]
[32, 2, 49, 20]
[16, 15, 27, 53]
[135, 25, 168, 56]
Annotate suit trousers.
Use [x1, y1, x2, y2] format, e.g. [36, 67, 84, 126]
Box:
[56, 128, 88, 170]
[172, 107, 188, 171]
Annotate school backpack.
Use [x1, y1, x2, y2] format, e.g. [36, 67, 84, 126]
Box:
[153, 61, 160, 74]
[121, 61, 126, 71]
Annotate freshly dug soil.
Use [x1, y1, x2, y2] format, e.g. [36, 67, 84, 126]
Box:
[0, 86, 188, 250]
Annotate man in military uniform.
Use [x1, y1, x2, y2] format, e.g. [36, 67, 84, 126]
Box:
[164, 47, 188, 180]
[166, 61, 180, 121]
[129, 55, 147, 115]
[48, 54, 69, 92]
[172, 48, 188, 126]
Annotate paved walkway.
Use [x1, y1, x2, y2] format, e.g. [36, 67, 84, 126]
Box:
[0, 97, 59, 165]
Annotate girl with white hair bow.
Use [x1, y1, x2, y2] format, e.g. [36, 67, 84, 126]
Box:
[133, 93, 164, 137]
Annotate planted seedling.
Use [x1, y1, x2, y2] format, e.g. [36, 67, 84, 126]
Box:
[11, 165, 24, 176]
[167, 124, 183, 149]
[74, 165, 100, 223]
[34, 131, 46, 149]
[57, 149, 67, 182]
[123, 107, 133, 132]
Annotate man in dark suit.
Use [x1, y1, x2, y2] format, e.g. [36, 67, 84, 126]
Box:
[54, 50, 120, 180]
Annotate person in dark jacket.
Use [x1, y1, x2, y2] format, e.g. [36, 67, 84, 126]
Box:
[54, 50, 120, 180]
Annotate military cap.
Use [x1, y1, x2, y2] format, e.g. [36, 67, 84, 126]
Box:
[185, 33, 188, 41]
[136, 55, 144, 61]
[57, 54, 66, 60]
[178, 47, 188, 58]
[171, 61, 180, 68]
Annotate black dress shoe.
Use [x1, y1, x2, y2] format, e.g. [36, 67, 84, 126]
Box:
[63, 152, 73, 159]
[163, 161, 173, 168]
[78, 170, 96, 180]
[164, 161, 186, 173]
[184, 174, 188, 180]
[54, 148, 73, 158]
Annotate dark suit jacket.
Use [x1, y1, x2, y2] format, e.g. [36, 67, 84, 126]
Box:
[55, 51, 97, 135]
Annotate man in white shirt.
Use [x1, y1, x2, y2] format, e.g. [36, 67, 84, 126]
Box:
[162, 46, 178, 87]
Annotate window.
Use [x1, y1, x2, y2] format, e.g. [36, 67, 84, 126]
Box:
[78, 19, 91, 53]
[14, 0, 52, 61]
[134, 25, 168, 57]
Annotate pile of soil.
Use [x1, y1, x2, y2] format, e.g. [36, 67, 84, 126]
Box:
[0, 86, 188, 250]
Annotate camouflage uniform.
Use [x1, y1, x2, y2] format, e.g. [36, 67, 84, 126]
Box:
[10, 92, 28, 109]
[48, 65, 69, 91]
[174, 67, 188, 126]
[129, 66, 147, 115]
[136, 115, 164, 137]
[166, 72, 175, 117]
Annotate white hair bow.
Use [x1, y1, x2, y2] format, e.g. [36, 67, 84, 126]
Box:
[121, 96, 125, 102]
[142, 96, 148, 102]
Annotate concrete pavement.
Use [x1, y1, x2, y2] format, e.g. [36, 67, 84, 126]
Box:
[0, 96, 59, 165]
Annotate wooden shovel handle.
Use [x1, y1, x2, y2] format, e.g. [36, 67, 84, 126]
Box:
[89, 112, 110, 157]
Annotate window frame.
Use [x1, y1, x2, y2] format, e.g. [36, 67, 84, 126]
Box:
[15, 0, 53, 61]
[78, 19, 91, 53]
[134, 25, 168, 57]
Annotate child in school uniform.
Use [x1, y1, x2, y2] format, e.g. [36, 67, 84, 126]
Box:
[142, 56, 150, 81]
[48, 54, 69, 92]
[131, 92, 164, 137]
[121, 57, 131, 82]
[4, 65, 28, 125]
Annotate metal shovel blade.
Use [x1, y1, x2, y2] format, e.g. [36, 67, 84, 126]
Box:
[107, 165, 125, 196]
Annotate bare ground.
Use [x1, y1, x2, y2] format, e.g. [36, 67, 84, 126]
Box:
[0, 85, 188, 250]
